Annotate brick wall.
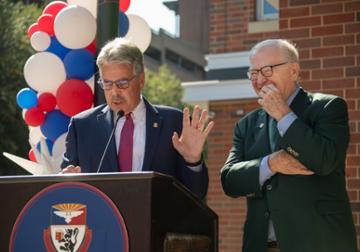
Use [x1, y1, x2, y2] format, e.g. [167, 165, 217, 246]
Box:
[209, 0, 279, 53]
[207, 0, 360, 251]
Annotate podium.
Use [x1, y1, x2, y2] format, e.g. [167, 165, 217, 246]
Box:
[0, 172, 218, 252]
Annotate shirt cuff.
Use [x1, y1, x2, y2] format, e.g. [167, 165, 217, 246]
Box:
[187, 163, 203, 172]
[259, 156, 275, 186]
[277, 112, 297, 136]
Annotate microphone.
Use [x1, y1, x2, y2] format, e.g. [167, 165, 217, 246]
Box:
[96, 110, 124, 173]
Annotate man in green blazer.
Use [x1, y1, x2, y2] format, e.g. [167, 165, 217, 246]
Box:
[221, 39, 357, 252]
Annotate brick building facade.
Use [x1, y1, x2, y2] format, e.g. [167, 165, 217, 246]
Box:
[182, 0, 360, 251]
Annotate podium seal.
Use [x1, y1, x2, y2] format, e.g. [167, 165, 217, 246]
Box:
[10, 182, 128, 252]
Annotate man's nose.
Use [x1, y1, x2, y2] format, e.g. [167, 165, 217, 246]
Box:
[256, 72, 267, 85]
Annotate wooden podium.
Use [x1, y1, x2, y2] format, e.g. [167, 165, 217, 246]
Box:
[0, 172, 218, 252]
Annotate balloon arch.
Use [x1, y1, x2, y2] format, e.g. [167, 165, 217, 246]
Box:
[16, 0, 152, 173]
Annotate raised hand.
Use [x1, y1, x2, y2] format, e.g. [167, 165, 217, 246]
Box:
[172, 106, 214, 163]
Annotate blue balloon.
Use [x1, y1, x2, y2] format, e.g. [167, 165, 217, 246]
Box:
[63, 49, 95, 80]
[36, 138, 54, 156]
[119, 11, 129, 37]
[40, 110, 70, 142]
[47, 36, 71, 60]
[16, 88, 38, 109]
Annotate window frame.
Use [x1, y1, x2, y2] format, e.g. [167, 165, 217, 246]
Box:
[256, 0, 279, 21]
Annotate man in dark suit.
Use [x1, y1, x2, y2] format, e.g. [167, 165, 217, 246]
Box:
[221, 39, 357, 252]
[61, 38, 214, 199]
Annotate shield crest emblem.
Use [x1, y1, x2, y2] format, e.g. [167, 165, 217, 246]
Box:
[44, 203, 92, 252]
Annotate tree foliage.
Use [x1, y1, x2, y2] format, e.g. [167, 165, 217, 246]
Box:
[144, 65, 209, 159]
[0, 0, 41, 175]
[143, 65, 186, 110]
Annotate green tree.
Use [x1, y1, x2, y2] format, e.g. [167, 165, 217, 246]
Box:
[144, 65, 210, 161]
[0, 0, 41, 175]
[143, 65, 186, 109]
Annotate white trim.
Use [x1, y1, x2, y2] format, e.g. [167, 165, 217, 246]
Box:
[205, 51, 250, 71]
[248, 20, 279, 33]
[182, 79, 257, 102]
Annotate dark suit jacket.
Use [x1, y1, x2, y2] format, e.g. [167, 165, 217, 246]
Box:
[221, 89, 357, 252]
[61, 98, 208, 199]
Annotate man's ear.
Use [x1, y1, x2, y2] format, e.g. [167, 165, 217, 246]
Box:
[139, 71, 145, 90]
[290, 63, 300, 82]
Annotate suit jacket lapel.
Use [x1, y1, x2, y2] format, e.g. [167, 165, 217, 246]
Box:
[96, 106, 118, 171]
[290, 88, 312, 117]
[254, 110, 272, 153]
[142, 98, 162, 171]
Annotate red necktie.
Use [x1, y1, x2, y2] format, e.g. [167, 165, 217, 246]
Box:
[118, 113, 134, 172]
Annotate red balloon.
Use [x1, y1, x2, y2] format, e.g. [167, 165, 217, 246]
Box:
[38, 92, 57, 112]
[119, 0, 131, 12]
[28, 149, 37, 162]
[25, 107, 45, 126]
[27, 23, 39, 39]
[43, 1, 68, 17]
[86, 39, 96, 55]
[56, 79, 93, 117]
[37, 14, 55, 36]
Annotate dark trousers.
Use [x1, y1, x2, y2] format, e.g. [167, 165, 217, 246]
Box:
[267, 248, 280, 252]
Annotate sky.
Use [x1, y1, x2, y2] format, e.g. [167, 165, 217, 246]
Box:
[126, 0, 176, 35]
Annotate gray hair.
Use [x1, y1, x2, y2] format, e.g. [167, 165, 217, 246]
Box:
[250, 39, 299, 63]
[96, 38, 144, 75]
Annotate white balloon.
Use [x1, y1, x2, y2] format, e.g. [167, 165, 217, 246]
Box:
[67, 0, 97, 18]
[30, 31, 51, 51]
[85, 75, 95, 93]
[124, 14, 152, 53]
[85, 75, 95, 108]
[24, 52, 66, 93]
[29, 126, 45, 146]
[52, 132, 67, 159]
[22, 109, 27, 120]
[54, 5, 97, 49]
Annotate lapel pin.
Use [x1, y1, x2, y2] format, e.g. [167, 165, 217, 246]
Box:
[153, 122, 158, 128]
[259, 123, 264, 128]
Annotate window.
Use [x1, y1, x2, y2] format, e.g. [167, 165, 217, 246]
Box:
[165, 50, 180, 64]
[257, 0, 279, 20]
[181, 58, 196, 72]
[144, 47, 162, 63]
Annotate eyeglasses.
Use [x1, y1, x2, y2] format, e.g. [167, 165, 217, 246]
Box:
[247, 62, 288, 81]
[97, 75, 138, 90]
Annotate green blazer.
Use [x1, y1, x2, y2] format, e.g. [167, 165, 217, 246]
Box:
[221, 89, 357, 252]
